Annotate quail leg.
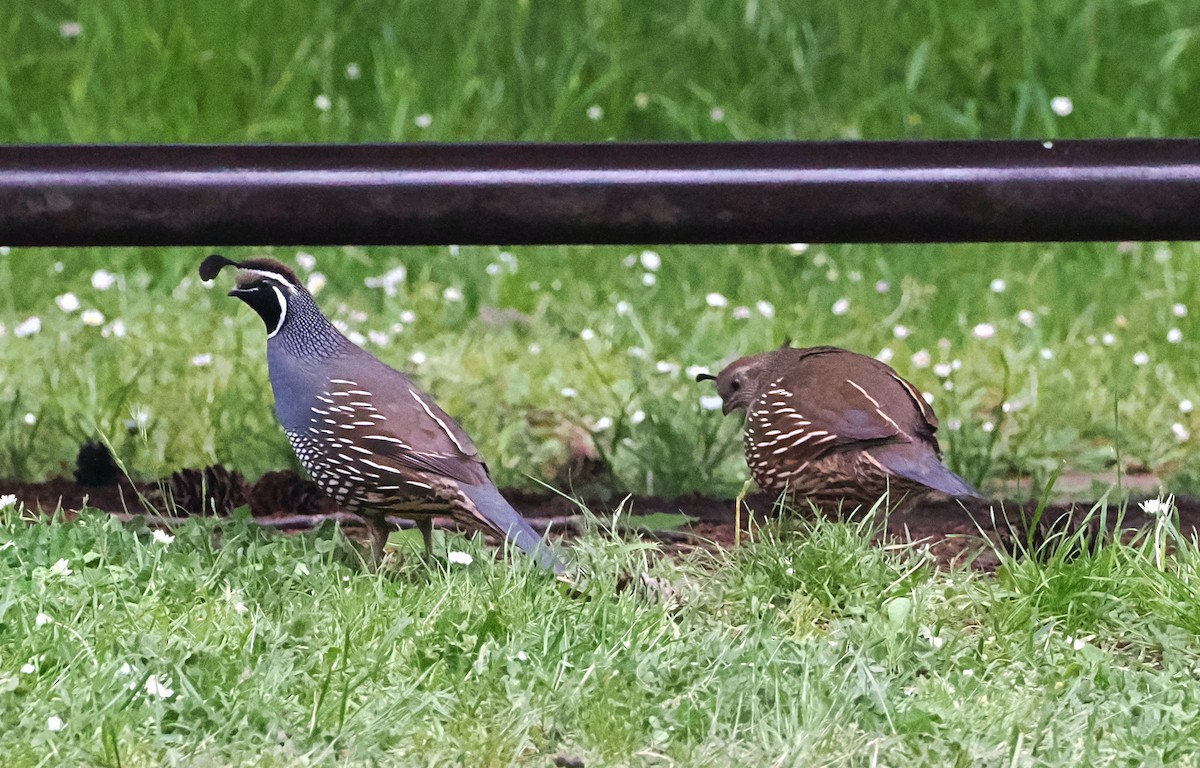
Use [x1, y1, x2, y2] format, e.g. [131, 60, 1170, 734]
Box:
[734, 478, 755, 546]
[416, 518, 434, 558]
[364, 516, 391, 570]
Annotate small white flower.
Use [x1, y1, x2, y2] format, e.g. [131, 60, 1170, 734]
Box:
[1065, 635, 1086, 651]
[442, 286, 463, 303]
[345, 62, 361, 80]
[35, 612, 52, 626]
[347, 331, 366, 345]
[91, 270, 118, 290]
[314, 94, 332, 112]
[628, 346, 646, 358]
[399, 310, 416, 324]
[709, 107, 725, 123]
[23, 413, 36, 425]
[586, 105, 604, 121]
[1173, 303, 1187, 318]
[641, 273, 657, 287]
[1050, 96, 1074, 117]
[1173, 423, 1190, 442]
[1102, 333, 1116, 346]
[448, 550, 473, 566]
[368, 330, 389, 346]
[699, 395, 723, 411]
[1018, 309, 1035, 328]
[190, 353, 212, 367]
[0, 246, 8, 255]
[528, 343, 540, 355]
[515, 650, 529, 662]
[876, 347, 894, 363]
[15, 316, 40, 337]
[892, 324, 910, 339]
[634, 92, 650, 109]
[1168, 328, 1183, 343]
[50, 558, 72, 577]
[81, 309, 105, 326]
[592, 416, 613, 432]
[922, 392, 934, 405]
[947, 418, 962, 431]
[933, 363, 953, 378]
[755, 300, 775, 318]
[630, 409, 646, 425]
[655, 360, 680, 375]
[414, 113, 433, 129]
[305, 273, 326, 294]
[103, 319, 127, 338]
[1140, 497, 1172, 517]
[485, 263, 501, 277]
[0, 494, 17, 509]
[118, 663, 133, 676]
[871, 280, 889, 295]
[59, 21, 82, 38]
[580, 328, 596, 341]
[911, 349, 931, 368]
[615, 300, 632, 316]
[1133, 351, 1150, 366]
[982, 421, 995, 433]
[831, 298, 850, 316]
[706, 292, 728, 308]
[1040, 348, 1054, 360]
[152, 529, 175, 545]
[295, 252, 317, 271]
[1180, 399, 1194, 413]
[787, 243, 809, 255]
[732, 306, 752, 320]
[20, 662, 34, 674]
[47, 716, 65, 732]
[990, 278, 1007, 293]
[144, 674, 174, 699]
[561, 387, 578, 398]
[972, 323, 995, 339]
[409, 351, 426, 365]
[55, 292, 80, 312]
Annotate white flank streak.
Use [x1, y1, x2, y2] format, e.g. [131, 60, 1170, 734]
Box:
[362, 434, 408, 446]
[773, 428, 808, 441]
[347, 445, 373, 454]
[875, 407, 902, 432]
[406, 480, 433, 490]
[316, 395, 334, 404]
[329, 379, 358, 386]
[845, 379, 881, 408]
[361, 458, 403, 475]
[409, 390, 466, 452]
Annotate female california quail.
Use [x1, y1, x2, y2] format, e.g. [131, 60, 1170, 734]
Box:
[699, 345, 977, 511]
[200, 254, 564, 572]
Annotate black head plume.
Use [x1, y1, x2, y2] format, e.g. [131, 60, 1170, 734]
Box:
[199, 253, 241, 281]
[695, 372, 717, 383]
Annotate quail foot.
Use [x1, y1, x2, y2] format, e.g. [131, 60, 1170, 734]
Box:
[200, 254, 565, 573]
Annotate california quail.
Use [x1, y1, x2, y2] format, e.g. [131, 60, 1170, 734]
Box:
[698, 346, 977, 511]
[199, 254, 564, 572]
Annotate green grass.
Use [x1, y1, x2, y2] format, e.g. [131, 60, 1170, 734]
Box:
[4, 0, 1200, 763]
[4, 503, 1200, 766]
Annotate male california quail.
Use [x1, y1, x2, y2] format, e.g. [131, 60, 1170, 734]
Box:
[199, 254, 564, 572]
[698, 346, 977, 511]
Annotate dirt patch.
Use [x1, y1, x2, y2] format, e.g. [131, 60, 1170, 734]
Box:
[2, 445, 1195, 571]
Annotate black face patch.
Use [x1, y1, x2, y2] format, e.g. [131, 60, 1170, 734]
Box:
[231, 281, 287, 337]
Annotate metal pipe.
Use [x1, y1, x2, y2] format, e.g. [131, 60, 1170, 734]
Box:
[2, 140, 1199, 246]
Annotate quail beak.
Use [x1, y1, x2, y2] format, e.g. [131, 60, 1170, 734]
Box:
[722, 400, 736, 415]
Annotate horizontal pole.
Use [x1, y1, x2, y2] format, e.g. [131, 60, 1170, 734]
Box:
[2, 140, 1200, 246]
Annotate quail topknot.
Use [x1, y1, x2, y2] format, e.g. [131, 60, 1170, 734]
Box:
[699, 345, 978, 511]
[200, 254, 564, 572]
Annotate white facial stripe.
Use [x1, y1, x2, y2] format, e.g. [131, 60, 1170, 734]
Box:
[266, 285, 287, 338]
[241, 268, 299, 294]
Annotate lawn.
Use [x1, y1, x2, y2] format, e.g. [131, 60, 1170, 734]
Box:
[3, 0, 1200, 764]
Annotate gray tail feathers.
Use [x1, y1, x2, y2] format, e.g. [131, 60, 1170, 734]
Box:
[871, 444, 980, 498]
[459, 482, 566, 573]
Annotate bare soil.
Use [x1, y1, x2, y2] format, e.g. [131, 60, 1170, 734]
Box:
[4, 451, 1196, 572]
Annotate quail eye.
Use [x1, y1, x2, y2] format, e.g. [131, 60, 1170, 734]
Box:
[729, 380, 741, 392]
